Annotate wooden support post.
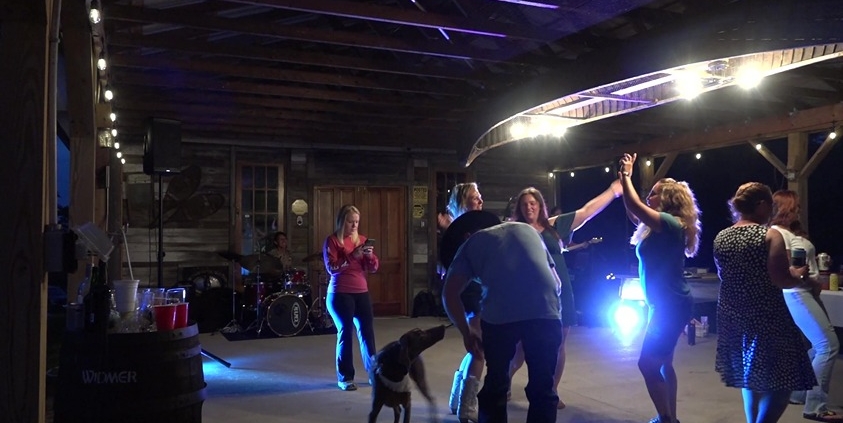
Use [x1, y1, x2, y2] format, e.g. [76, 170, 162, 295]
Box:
[787, 132, 809, 233]
[62, 0, 97, 294]
[0, 1, 51, 422]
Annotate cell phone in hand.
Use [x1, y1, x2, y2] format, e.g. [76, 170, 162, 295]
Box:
[363, 239, 376, 247]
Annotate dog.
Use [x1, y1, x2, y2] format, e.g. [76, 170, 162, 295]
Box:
[369, 325, 447, 423]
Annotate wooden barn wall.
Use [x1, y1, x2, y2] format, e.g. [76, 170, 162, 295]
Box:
[116, 139, 552, 315]
[471, 145, 556, 217]
[120, 143, 232, 288]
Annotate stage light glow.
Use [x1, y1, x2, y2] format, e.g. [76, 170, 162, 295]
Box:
[675, 73, 703, 100]
[608, 300, 647, 346]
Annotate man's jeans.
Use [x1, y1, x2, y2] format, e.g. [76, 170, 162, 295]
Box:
[784, 290, 840, 414]
[478, 318, 562, 423]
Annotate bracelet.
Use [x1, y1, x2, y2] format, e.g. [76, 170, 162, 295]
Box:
[621, 171, 630, 177]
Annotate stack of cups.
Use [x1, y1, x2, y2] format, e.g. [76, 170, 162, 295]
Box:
[167, 288, 189, 329]
[112, 280, 140, 314]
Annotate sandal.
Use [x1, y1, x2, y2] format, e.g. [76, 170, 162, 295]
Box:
[803, 411, 843, 422]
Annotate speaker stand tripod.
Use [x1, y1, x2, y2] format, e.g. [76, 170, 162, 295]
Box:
[154, 174, 230, 368]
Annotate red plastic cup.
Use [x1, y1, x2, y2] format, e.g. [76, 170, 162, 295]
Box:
[174, 302, 189, 329]
[153, 304, 178, 331]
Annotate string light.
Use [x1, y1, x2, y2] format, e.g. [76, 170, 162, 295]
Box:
[569, 171, 575, 178]
[96, 58, 107, 71]
[109, 112, 116, 122]
[645, 159, 652, 167]
[103, 87, 113, 101]
[89, 8, 101, 24]
[755, 143, 762, 150]
[695, 153, 702, 159]
[114, 142, 120, 150]
[116, 152, 122, 159]
[604, 166, 610, 173]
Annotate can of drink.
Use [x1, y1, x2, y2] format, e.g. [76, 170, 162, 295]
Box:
[830, 273, 839, 291]
[791, 248, 807, 267]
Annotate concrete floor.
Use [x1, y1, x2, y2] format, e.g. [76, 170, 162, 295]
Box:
[197, 316, 843, 423]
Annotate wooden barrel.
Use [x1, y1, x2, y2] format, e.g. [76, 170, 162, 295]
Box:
[54, 324, 206, 423]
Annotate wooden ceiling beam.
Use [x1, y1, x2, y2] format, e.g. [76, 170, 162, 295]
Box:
[114, 87, 475, 119]
[104, 4, 537, 63]
[112, 70, 451, 108]
[107, 33, 484, 81]
[117, 101, 463, 130]
[108, 54, 468, 96]
[226, 0, 563, 42]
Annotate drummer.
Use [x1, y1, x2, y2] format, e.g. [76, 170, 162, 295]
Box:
[266, 231, 294, 271]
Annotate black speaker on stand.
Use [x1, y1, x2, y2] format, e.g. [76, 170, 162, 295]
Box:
[142, 118, 231, 368]
[143, 117, 182, 290]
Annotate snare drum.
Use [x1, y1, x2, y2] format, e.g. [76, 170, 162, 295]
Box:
[263, 292, 309, 337]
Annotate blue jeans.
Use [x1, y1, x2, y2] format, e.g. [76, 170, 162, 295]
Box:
[327, 291, 376, 383]
[784, 290, 840, 414]
[479, 318, 562, 423]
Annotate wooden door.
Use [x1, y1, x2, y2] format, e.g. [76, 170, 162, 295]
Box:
[313, 186, 407, 316]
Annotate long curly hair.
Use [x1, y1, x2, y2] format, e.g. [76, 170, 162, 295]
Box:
[630, 178, 702, 258]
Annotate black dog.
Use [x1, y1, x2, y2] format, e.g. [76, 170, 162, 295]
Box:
[369, 325, 447, 423]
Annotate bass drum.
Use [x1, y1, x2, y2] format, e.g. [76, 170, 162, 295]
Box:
[263, 292, 309, 337]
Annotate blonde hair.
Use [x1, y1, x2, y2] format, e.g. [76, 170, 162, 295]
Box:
[446, 182, 479, 219]
[334, 204, 361, 246]
[630, 178, 702, 258]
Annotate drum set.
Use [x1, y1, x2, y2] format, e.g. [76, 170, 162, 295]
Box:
[224, 251, 333, 337]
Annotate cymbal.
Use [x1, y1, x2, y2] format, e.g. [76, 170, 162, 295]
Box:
[217, 251, 243, 262]
[302, 251, 323, 263]
[239, 254, 284, 274]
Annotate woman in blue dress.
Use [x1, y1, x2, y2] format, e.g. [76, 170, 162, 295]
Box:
[618, 153, 702, 423]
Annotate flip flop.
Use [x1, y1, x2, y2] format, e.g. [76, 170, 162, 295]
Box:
[803, 411, 843, 422]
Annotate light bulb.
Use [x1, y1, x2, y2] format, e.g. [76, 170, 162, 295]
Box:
[109, 112, 116, 122]
[548, 172, 554, 178]
[89, 8, 101, 24]
[116, 152, 122, 158]
[645, 160, 652, 167]
[111, 128, 117, 137]
[830, 131, 838, 140]
[569, 172, 575, 178]
[97, 58, 107, 71]
[120, 158, 126, 165]
[104, 88, 113, 101]
[755, 143, 762, 150]
[695, 153, 702, 159]
[114, 142, 120, 150]
[604, 167, 610, 173]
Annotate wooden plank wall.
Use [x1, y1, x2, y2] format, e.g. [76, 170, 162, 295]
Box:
[116, 140, 554, 316]
[120, 143, 232, 287]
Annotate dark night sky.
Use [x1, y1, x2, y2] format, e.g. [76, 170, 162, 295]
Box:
[556, 133, 843, 277]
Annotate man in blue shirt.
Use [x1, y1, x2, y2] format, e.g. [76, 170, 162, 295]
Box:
[442, 211, 562, 423]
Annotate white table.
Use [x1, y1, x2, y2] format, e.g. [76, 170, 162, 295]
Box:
[820, 290, 843, 327]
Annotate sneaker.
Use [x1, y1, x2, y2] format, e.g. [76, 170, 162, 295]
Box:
[338, 381, 357, 391]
